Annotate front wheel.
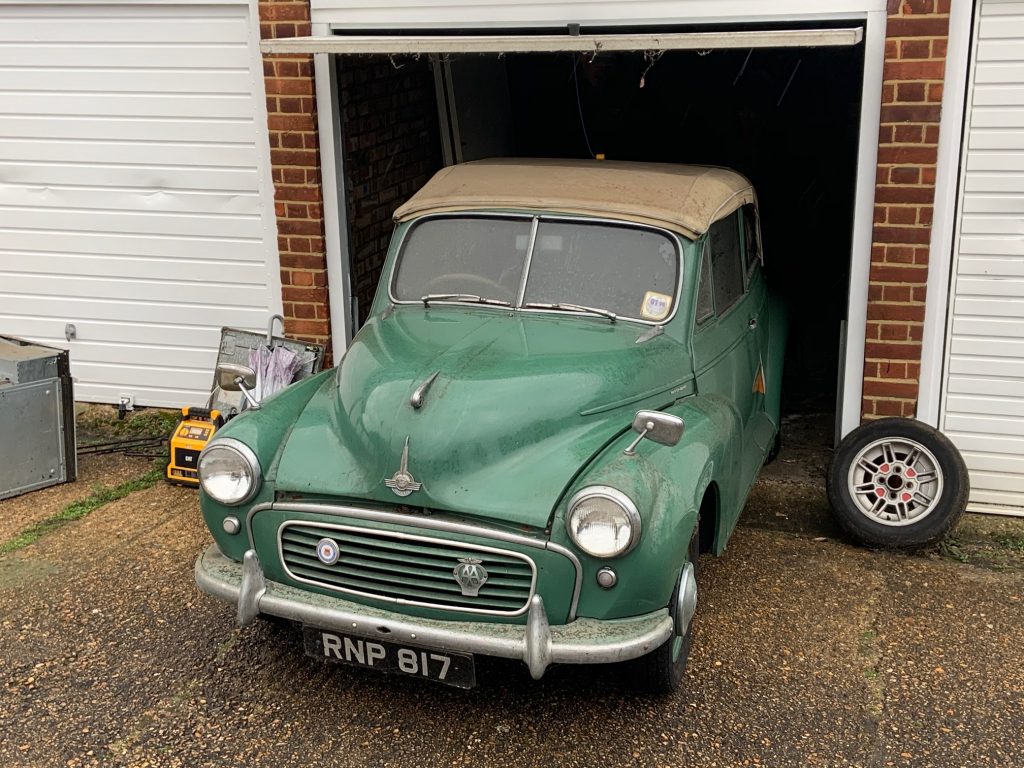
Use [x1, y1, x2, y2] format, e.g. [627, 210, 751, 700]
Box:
[826, 418, 970, 549]
[631, 529, 698, 693]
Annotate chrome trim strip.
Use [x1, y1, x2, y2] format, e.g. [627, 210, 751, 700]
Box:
[515, 216, 540, 308]
[276, 520, 538, 618]
[567, 486, 642, 558]
[195, 545, 674, 678]
[386, 211, 686, 327]
[245, 501, 584, 619]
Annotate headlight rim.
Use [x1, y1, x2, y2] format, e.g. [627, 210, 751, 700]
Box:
[198, 437, 262, 506]
[566, 485, 642, 559]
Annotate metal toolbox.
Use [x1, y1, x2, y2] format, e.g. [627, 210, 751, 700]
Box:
[0, 336, 77, 500]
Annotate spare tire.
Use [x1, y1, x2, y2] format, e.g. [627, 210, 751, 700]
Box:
[826, 418, 970, 549]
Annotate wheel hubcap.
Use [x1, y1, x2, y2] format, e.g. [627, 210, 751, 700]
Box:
[847, 437, 943, 526]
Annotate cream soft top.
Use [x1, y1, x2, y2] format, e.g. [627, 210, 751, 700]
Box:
[393, 158, 755, 239]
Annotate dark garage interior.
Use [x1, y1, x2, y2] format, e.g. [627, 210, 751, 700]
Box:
[337, 33, 864, 434]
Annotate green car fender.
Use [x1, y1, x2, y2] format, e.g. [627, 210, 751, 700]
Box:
[552, 394, 740, 621]
[199, 369, 334, 561]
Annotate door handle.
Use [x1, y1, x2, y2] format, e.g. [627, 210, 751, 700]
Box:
[748, 316, 758, 331]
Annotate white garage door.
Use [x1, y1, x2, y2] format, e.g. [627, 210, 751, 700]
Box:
[941, 0, 1024, 514]
[0, 1, 279, 407]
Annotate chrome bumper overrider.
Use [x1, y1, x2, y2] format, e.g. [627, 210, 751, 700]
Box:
[195, 545, 673, 680]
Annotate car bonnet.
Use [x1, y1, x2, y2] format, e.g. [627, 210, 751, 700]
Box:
[273, 307, 692, 530]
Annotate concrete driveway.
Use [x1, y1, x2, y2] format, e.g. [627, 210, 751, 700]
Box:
[1, 447, 1022, 768]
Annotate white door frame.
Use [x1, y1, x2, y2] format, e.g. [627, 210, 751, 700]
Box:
[309, 5, 887, 441]
[916, 0, 978, 428]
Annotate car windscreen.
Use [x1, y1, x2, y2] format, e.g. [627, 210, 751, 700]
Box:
[522, 221, 679, 322]
[391, 215, 680, 322]
[391, 216, 532, 305]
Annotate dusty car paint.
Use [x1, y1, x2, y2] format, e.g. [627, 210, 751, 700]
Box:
[199, 204, 785, 632]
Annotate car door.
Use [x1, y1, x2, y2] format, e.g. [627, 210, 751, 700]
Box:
[691, 210, 762, 523]
[738, 203, 777, 461]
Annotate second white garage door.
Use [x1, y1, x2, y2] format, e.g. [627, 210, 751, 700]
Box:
[0, 1, 280, 407]
[941, 0, 1024, 514]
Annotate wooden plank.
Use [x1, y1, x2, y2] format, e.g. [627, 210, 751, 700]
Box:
[0, 93, 254, 119]
[0, 18, 247, 44]
[967, 128, 1024, 149]
[0, 161, 258, 193]
[0, 44, 249, 69]
[960, 212, 1024, 234]
[0, 138, 256, 168]
[968, 106, 1024, 128]
[960, 192, 1024, 213]
[0, 68, 251, 95]
[951, 314, 1024, 337]
[0, 294, 270, 327]
[0, 316, 223, 350]
[960, 451, 1024, 475]
[0, 251, 268, 284]
[958, 234, 1024, 257]
[947, 354, 1024, 377]
[944, 412, 1024, 438]
[955, 256, 1024, 277]
[0, 273, 270, 307]
[946, 393, 1024, 417]
[965, 151, 1024, 173]
[0, 115, 255, 144]
[0, 206, 263, 240]
[952, 275, 1024, 298]
[965, 469, 1024, 495]
[0, 186, 260, 216]
[72, 381, 214, 409]
[0, 228, 263, 261]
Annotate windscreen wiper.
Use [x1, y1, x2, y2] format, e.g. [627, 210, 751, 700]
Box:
[523, 301, 617, 322]
[420, 293, 511, 308]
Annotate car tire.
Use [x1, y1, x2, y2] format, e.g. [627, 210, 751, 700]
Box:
[826, 417, 970, 550]
[631, 529, 698, 694]
[764, 428, 782, 465]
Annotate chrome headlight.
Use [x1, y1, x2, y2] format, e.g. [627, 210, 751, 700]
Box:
[198, 438, 261, 505]
[566, 486, 641, 558]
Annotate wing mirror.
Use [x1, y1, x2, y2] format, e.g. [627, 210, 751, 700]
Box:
[216, 364, 261, 410]
[217, 363, 256, 392]
[623, 410, 684, 456]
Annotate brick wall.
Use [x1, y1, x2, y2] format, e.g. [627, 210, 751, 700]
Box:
[259, 0, 331, 355]
[339, 56, 442, 326]
[863, 0, 952, 419]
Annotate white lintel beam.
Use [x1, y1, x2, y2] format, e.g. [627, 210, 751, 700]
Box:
[260, 27, 864, 55]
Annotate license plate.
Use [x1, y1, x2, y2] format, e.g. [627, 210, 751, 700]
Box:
[303, 627, 476, 689]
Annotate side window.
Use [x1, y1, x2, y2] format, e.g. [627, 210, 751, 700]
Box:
[695, 242, 714, 326]
[741, 203, 761, 275]
[708, 211, 744, 314]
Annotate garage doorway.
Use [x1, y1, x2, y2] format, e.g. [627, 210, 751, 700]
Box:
[331, 36, 864, 443]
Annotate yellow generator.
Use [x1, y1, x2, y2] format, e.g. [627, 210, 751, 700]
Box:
[166, 407, 223, 486]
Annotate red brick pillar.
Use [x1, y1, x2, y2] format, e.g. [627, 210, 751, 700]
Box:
[259, 0, 332, 358]
[863, 0, 951, 419]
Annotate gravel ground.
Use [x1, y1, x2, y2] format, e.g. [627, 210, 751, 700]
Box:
[0, 453, 151, 543]
[1, 441, 1023, 767]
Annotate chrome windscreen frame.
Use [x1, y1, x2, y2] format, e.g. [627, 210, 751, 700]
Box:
[243, 501, 584, 619]
[385, 211, 687, 327]
[277, 519, 538, 618]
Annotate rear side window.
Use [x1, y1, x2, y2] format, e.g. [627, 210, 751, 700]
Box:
[694, 243, 714, 326]
[708, 212, 743, 314]
[742, 204, 761, 274]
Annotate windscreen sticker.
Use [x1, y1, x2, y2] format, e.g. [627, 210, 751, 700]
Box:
[641, 291, 672, 321]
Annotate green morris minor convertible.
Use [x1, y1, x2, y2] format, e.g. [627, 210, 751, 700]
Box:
[194, 158, 785, 691]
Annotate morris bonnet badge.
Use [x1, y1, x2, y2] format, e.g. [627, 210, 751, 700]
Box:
[384, 436, 422, 497]
[453, 558, 489, 597]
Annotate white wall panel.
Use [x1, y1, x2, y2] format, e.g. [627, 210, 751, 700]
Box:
[0, 2, 280, 407]
[941, 0, 1024, 514]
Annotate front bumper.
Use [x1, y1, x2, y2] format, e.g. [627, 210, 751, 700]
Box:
[195, 544, 673, 679]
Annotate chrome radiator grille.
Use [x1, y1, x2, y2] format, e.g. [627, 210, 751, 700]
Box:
[279, 522, 536, 616]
